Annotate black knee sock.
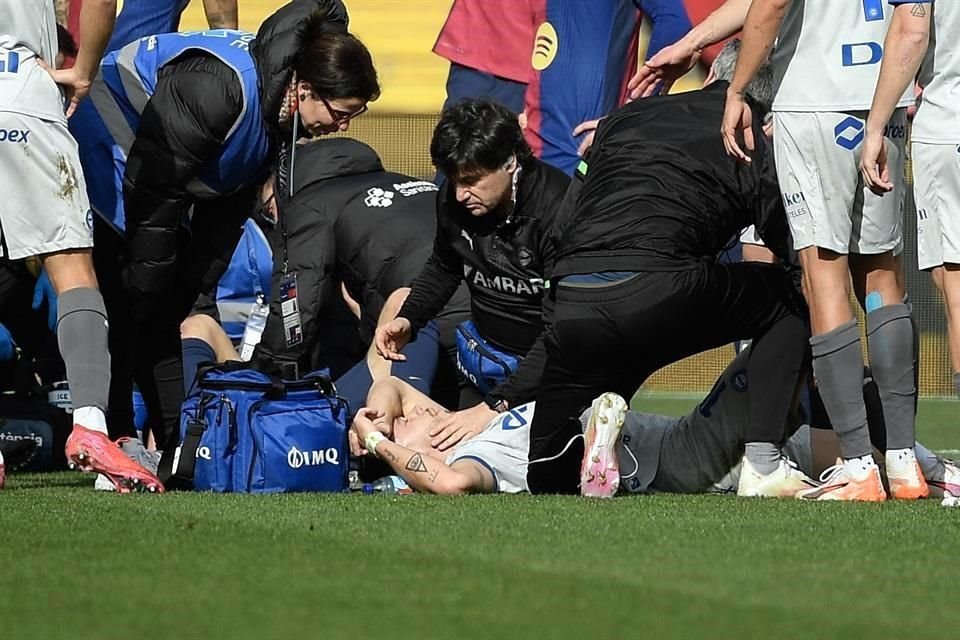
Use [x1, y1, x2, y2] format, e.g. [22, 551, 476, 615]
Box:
[746, 314, 809, 445]
[181, 338, 216, 398]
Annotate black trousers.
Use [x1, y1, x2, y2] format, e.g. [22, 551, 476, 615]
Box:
[94, 208, 247, 449]
[526, 261, 810, 494]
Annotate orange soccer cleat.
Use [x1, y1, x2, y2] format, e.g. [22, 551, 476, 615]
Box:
[796, 461, 887, 502]
[65, 426, 164, 493]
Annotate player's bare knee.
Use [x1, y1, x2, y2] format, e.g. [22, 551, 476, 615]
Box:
[180, 313, 219, 344]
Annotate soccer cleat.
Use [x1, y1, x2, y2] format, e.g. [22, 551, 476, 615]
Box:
[885, 449, 929, 500]
[923, 458, 960, 500]
[65, 426, 164, 494]
[0, 438, 37, 471]
[737, 456, 819, 498]
[95, 438, 162, 492]
[796, 461, 887, 502]
[580, 392, 628, 498]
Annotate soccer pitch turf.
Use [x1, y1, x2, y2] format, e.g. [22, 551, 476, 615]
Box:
[1, 399, 957, 640]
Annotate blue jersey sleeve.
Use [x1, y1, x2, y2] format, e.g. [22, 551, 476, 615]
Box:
[636, 0, 693, 60]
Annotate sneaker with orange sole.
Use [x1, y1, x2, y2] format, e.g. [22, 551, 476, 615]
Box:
[65, 426, 164, 493]
[886, 449, 929, 500]
[580, 392, 628, 498]
[796, 462, 887, 502]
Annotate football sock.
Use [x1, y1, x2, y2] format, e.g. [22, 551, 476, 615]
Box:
[914, 442, 942, 480]
[866, 304, 917, 450]
[811, 321, 872, 459]
[181, 338, 216, 398]
[73, 407, 107, 435]
[744, 442, 780, 475]
[904, 293, 920, 414]
[57, 288, 110, 428]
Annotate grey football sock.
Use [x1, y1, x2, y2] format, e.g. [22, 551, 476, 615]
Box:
[954, 373, 960, 400]
[57, 287, 111, 411]
[866, 304, 917, 449]
[744, 442, 780, 475]
[811, 321, 872, 459]
[904, 293, 920, 413]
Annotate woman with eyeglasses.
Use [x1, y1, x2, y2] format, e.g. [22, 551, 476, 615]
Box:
[68, 0, 380, 460]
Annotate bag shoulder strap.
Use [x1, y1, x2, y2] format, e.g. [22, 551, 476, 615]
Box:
[158, 420, 206, 490]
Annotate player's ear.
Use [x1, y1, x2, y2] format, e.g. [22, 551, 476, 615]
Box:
[503, 156, 517, 172]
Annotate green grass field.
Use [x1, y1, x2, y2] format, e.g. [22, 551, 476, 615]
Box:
[1, 398, 957, 640]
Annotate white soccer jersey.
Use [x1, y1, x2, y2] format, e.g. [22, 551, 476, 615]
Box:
[0, 0, 66, 123]
[772, 0, 912, 112]
[447, 403, 534, 494]
[910, 0, 960, 143]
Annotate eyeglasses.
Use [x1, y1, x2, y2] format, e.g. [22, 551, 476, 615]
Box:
[318, 96, 368, 125]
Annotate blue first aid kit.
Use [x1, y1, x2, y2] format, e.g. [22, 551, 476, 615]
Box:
[455, 320, 522, 395]
[167, 364, 349, 493]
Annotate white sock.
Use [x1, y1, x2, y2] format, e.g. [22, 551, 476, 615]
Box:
[843, 455, 876, 481]
[0, 449, 5, 465]
[73, 406, 108, 435]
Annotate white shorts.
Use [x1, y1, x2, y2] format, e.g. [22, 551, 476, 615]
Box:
[0, 111, 94, 259]
[913, 142, 960, 270]
[773, 109, 907, 255]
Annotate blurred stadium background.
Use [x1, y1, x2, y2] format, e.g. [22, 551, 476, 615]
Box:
[178, 1, 952, 398]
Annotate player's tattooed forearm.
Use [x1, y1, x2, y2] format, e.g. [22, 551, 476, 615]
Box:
[911, 3, 927, 17]
[405, 453, 428, 473]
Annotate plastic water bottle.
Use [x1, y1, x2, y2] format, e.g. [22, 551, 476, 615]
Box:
[362, 475, 413, 495]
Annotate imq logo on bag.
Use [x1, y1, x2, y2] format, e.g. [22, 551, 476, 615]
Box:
[287, 446, 340, 469]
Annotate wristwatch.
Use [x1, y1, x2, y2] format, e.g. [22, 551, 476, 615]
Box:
[486, 396, 510, 413]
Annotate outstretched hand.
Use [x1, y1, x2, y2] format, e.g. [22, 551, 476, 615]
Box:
[627, 41, 700, 101]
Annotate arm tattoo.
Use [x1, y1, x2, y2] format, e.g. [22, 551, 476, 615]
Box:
[405, 453, 428, 473]
[911, 3, 927, 17]
[384, 449, 399, 464]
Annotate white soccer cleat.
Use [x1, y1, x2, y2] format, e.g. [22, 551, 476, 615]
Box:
[885, 448, 929, 500]
[796, 459, 887, 502]
[580, 392, 628, 498]
[925, 457, 960, 500]
[737, 456, 819, 498]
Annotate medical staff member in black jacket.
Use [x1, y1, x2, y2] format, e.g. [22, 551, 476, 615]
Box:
[526, 54, 813, 496]
[375, 99, 570, 451]
[250, 137, 471, 408]
[72, 0, 380, 452]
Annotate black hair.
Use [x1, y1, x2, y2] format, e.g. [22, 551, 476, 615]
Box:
[294, 12, 380, 102]
[56, 23, 78, 59]
[430, 98, 532, 179]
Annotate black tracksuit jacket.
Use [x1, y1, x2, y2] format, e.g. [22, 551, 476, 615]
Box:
[552, 81, 799, 282]
[256, 138, 471, 373]
[398, 157, 570, 408]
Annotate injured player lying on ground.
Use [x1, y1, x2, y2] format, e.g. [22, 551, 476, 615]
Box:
[351, 347, 960, 498]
